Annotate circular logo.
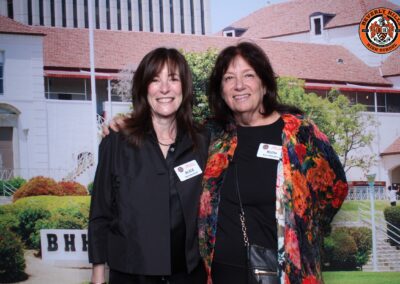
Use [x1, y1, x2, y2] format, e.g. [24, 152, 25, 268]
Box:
[359, 7, 400, 54]
[178, 167, 184, 173]
[263, 144, 269, 150]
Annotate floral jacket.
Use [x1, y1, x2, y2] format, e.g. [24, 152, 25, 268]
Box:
[198, 114, 348, 284]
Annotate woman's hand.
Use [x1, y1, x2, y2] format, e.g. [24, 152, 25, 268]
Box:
[91, 263, 106, 283]
[102, 115, 126, 137]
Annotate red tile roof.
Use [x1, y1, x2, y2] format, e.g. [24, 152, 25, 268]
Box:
[0, 16, 44, 35]
[381, 137, 400, 156]
[32, 26, 391, 86]
[219, 0, 400, 38]
[381, 49, 400, 77]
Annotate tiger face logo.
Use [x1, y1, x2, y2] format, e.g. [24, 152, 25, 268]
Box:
[359, 7, 400, 54]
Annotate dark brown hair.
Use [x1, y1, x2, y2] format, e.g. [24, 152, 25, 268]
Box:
[208, 41, 302, 128]
[123, 47, 197, 146]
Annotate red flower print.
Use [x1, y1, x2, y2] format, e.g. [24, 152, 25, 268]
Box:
[204, 153, 229, 179]
[199, 191, 212, 217]
[285, 228, 301, 269]
[283, 115, 301, 138]
[292, 171, 309, 217]
[306, 158, 336, 192]
[303, 275, 320, 284]
[294, 144, 307, 164]
[332, 180, 348, 208]
[312, 123, 329, 143]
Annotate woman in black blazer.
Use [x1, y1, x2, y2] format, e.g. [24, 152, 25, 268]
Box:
[88, 48, 208, 284]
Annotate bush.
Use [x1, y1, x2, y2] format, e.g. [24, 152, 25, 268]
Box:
[13, 176, 62, 202]
[58, 181, 88, 196]
[0, 177, 26, 196]
[16, 207, 51, 249]
[0, 213, 19, 232]
[0, 229, 28, 283]
[323, 226, 372, 271]
[384, 206, 400, 246]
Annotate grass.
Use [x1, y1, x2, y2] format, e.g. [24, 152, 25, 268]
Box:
[332, 200, 391, 223]
[323, 271, 400, 284]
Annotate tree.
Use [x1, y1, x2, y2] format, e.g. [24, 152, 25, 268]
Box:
[278, 77, 376, 173]
[183, 48, 217, 122]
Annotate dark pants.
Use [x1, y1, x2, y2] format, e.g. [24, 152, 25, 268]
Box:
[109, 262, 206, 284]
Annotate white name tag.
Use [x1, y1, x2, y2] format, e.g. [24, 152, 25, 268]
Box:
[174, 160, 202, 181]
[257, 143, 282, 160]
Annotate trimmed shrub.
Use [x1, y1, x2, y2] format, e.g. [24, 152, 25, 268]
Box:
[13, 176, 62, 202]
[0, 213, 19, 232]
[323, 226, 372, 271]
[58, 181, 88, 196]
[384, 206, 400, 246]
[0, 229, 27, 283]
[16, 207, 51, 249]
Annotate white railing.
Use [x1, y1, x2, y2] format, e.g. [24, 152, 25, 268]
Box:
[0, 168, 70, 181]
[347, 186, 387, 200]
[358, 204, 400, 247]
[63, 152, 94, 181]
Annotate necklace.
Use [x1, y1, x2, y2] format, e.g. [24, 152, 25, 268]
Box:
[157, 140, 175, 146]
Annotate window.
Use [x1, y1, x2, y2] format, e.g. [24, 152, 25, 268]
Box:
[170, 0, 174, 33]
[149, 0, 153, 32]
[387, 93, 400, 113]
[190, 0, 195, 34]
[62, 0, 67, 27]
[27, 0, 32, 25]
[106, 0, 111, 29]
[127, 0, 132, 31]
[138, 0, 143, 31]
[0, 52, 4, 95]
[200, 0, 205, 34]
[117, 0, 121, 30]
[159, 0, 164, 32]
[50, 0, 55, 26]
[7, 0, 13, 19]
[357, 91, 375, 112]
[223, 30, 235, 37]
[314, 18, 321, 35]
[39, 0, 44, 25]
[180, 0, 185, 33]
[73, 0, 78, 27]
[95, 0, 100, 29]
[84, 0, 89, 28]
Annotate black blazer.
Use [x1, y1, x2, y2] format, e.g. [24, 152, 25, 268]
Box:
[88, 129, 209, 275]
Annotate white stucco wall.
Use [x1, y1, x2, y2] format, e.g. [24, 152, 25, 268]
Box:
[0, 33, 49, 175]
[346, 112, 400, 185]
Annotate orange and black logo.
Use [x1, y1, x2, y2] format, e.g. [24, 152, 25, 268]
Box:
[359, 7, 400, 54]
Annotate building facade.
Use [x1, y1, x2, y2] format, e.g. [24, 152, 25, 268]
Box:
[0, 0, 211, 35]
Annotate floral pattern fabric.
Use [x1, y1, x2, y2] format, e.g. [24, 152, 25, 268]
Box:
[198, 114, 348, 284]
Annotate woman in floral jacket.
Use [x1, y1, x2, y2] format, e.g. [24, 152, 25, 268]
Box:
[198, 42, 348, 284]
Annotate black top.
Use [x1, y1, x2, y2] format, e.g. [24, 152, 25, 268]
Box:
[214, 118, 284, 267]
[88, 129, 209, 275]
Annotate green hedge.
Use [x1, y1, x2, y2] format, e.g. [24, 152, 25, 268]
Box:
[0, 196, 90, 250]
[0, 176, 26, 196]
[323, 226, 372, 271]
[383, 206, 400, 247]
[0, 228, 27, 283]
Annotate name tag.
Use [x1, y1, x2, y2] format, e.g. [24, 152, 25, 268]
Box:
[174, 160, 202, 182]
[257, 143, 282, 160]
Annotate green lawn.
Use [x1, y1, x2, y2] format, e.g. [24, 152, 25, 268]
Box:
[332, 200, 391, 223]
[323, 271, 400, 284]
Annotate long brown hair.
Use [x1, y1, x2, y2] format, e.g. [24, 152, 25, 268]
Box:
[208, 42, 302, 128]
[123, 47, 198, 146]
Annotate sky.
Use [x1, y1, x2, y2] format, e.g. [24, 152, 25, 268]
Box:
[210, 0, 290, 33]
